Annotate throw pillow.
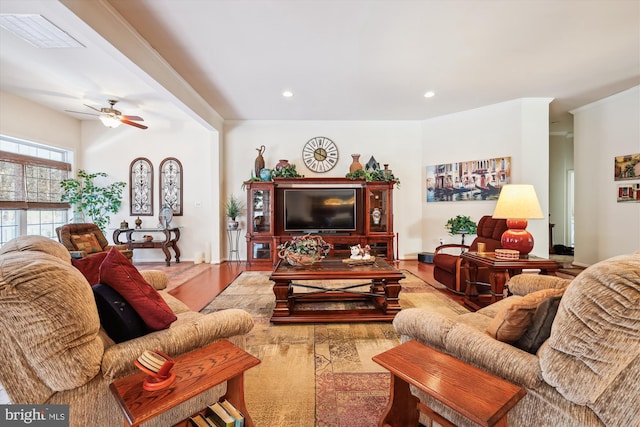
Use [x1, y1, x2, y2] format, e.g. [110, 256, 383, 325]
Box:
[515, 296, 562, 354]
[92, 284, 147, 343]
[98, 248, 177, 330]
[71, 251, 109, 286]
[486, 287, 565, 343]
[71, 233, 102, 254]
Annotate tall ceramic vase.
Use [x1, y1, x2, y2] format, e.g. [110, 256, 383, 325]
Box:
[350, 154, 363, 173]
[254, 145, 265, 177]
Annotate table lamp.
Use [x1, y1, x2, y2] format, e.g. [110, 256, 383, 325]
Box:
[492, 184, 544, 256]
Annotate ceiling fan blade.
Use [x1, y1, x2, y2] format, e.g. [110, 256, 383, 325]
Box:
[121, 115, 144, 121]
[83, 104, 102, 112]
[121, 119, 148, 129]
[65, 110, 99, 117]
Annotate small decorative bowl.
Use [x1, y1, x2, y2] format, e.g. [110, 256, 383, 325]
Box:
[143, 235, 153, 242]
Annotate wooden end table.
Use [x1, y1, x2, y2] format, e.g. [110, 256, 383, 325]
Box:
[373, 340, 526, 427]
[109, 339, 260, 427]
[269, 257, 405, 323]
[461, 252, 559, 310]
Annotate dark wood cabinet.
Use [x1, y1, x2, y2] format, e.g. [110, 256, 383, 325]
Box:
[245, 178, 395, 267]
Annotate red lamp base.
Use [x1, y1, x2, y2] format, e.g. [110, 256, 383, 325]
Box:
[501, 219, 534, 256]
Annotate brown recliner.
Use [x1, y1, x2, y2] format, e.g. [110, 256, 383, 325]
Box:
[56, 223, 133, 261]
[433, 216, 507, 294]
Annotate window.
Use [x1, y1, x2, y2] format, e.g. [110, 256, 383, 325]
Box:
[0, 136, 71, 245]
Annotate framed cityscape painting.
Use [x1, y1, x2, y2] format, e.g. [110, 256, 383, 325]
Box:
[614, 153, 640, 181]
[426, 156, 511, 202]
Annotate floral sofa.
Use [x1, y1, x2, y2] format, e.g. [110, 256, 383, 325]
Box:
[0, 235, 254, 427]
[393, 251, 640, 426]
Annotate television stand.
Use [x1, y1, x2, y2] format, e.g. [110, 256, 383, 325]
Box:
[244, 178, 396, 267]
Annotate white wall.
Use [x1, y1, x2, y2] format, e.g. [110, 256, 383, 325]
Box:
[1, 92, 224, 264]
[421, 98, 553, 257]
[572, 86, 640, 265]
[81, 119, 222, 263]
[223, 98, 552, 260]
[223, 120, 423, 259]
[0, 91, 81, 152]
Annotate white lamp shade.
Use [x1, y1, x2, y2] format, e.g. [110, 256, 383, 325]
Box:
[99, 114, 122, 128]
[492, 184, 544, 219]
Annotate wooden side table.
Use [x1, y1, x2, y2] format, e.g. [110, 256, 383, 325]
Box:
[461, 252, 559, 310]
[373, 340, 525, 427]
[109, 339, 260, 427]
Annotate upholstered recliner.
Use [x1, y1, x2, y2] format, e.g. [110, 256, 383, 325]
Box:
[433, 215, 507, 294]
[0, 235, 255, 427]
[393, 251, 640, 426]
[56, 222, 133, 261]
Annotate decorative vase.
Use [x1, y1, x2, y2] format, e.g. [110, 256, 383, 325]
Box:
[254, 145, 265, 177]
[372, 208, 382, 225]
[383, 164, 392, 179]
[259, 168, 272, 181]
[120, 220, 129, 229]
[227, 220, 239, 230]
[350, 154, 363, 173]
[275, 159, 290, 171]
[135, 217, 142, 229]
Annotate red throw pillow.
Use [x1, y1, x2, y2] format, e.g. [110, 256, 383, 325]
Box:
[71, 252, 109, 286]
[98, 248, 177, 330]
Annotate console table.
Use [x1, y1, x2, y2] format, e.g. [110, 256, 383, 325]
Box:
[113, 227, 181, 266]
[461, 251, 559, 310]
[269, 257, 405, 323]
[109, 339, 260, 427]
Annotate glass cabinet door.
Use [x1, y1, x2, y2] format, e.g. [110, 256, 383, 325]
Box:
[368, 187, 388, 233]
[250, 187, 271, 233]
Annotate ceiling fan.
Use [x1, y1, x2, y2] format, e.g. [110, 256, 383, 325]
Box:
[66, 99, 148, 129]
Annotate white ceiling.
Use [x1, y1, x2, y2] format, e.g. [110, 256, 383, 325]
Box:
[1, 0, 639, 133]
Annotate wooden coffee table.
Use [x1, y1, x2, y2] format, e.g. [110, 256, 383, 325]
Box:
[269, 257, 405, 323]
[461, 251, 559, 310]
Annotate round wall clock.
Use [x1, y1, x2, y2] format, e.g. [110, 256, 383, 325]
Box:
[302, 137, 339, 173]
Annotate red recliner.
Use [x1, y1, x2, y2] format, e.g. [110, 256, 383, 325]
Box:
[433, 216, 507, 294]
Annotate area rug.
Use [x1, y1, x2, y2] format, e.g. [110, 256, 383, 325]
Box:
[202, 270, 468, 427]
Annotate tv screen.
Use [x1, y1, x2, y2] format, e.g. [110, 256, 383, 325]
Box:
[284, 189, 356, 232]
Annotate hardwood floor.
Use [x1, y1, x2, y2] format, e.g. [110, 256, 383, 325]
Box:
[144, 259, 460, 312]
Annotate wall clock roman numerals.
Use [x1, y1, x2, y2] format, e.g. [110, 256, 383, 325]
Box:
[302, 137, 339, 173]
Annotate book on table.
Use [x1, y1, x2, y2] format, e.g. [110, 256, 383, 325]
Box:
[188, 413, 211, 427]
[205, 402, 235, 427]
[220, 400, 245, 427]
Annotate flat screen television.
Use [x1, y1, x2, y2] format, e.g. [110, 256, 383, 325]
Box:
[284, 188, 356, 233]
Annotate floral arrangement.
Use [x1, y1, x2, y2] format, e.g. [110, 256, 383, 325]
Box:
[445, 215, 477, 235]
[278, 234, 332, 266]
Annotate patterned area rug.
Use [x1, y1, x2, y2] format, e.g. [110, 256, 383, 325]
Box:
[202, 270, 468, 427]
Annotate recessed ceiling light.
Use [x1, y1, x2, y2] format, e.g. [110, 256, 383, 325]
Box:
[0, 14, 84, 48]
[282, 90, 294, 98]
[424, 91, 435, 98]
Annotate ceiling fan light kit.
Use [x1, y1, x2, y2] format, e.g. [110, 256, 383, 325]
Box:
[66, 99, 148, 130]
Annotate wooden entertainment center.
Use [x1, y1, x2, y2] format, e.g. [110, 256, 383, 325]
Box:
[245, 178, 396, 267]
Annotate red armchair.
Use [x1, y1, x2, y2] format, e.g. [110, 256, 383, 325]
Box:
[433, 216, 507, 294]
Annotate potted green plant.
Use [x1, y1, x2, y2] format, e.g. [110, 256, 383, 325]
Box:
[345, 169, 401, 188]
[445, 215, 477, 245]
[271, 163, 303, 178]
[60, 169, 126, 232]
[225, 194, 244, 229]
